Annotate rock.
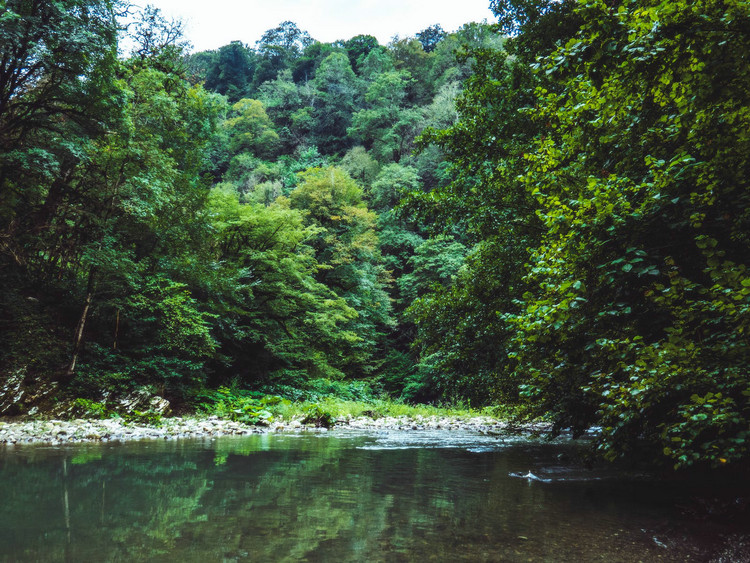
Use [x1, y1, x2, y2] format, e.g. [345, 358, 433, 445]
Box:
[148, 396, 171, 415]
[0, 369, 26, 416]
[117, 388, 171, 416]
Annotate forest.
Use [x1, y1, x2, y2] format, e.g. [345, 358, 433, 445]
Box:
[0, 0, 748, 470]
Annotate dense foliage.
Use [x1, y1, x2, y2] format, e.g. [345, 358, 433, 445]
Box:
[416, 0, 750, 467]
[0, 2, 486, 404]
[1, 0, 748, 469]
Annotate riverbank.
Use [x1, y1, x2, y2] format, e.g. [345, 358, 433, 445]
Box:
[0, 414, 549, 446]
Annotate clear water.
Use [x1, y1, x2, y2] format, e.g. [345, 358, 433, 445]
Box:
[0, 429, 746, 562]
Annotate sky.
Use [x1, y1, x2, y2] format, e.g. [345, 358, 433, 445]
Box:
[138, 0, 497, 52]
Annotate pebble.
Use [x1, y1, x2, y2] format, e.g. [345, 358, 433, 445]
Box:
[0, 415, 550, 446]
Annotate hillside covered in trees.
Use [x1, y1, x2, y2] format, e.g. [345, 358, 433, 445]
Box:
[1, 0, 749, 470]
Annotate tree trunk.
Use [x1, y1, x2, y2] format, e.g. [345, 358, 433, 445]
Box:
[113, 309, 119, 350]
[65, 267, 97, 377]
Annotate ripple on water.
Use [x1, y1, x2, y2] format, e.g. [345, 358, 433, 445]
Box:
[344, 427, 549, 452]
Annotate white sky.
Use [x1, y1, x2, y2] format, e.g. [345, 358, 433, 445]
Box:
[136, 0, 497, 52]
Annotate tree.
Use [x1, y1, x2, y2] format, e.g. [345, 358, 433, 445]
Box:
[404, 0, 580, 407]
[428, 23, 505, 91]
[258, 69, 314, 151]
[340, 146, 380, 187]
[252, 21, 313, 90]
[389, 38, 434, 104]
[490, 0, 576, 35]
[358, 48, 395, 81]
[128, 5, 190, 71]
[292, 41, 343, 83]
[0, 0, 120, 147]
[288, 167, 394, 376]
[204, 187, 359, 381]
[310, 53, 361, 154]
[343, 35, 380, 73]
[0, 0, 229, 397]
[0, 0, 122, 233]
[65, 56, 224, 389]
[225, 98, 280, 160]
[204, 41, 256, 102]
[349, 70, 424, 163]
[416, 24, 447, 53]
[408, 81, 461, 189]
[407, 242, 510, 405]
[0, 0, 124, 378]
[257, 20, 313, 56]
[185, 50, 218, 85]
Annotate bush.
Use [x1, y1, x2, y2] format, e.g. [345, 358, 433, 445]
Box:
[193, 386, 289, 425]
[73, 398, 110, 419]
[301, 403, 336, 428]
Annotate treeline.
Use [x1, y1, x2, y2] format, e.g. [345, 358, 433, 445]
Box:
[179, 19, 505, 399]
[1, 0, 749, 469]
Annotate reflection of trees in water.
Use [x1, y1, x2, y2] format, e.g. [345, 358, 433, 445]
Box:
[0, 441, 210, 561]
[180, 436, 389, 561]
[0, 437, 466, 560]
[0, 437, 723, 561]
[176, 439, 553, 561]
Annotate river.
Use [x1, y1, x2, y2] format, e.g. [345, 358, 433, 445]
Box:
[0, 429, 746, 561]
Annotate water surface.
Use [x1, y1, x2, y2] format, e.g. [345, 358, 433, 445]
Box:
[0, 429, 745, 562]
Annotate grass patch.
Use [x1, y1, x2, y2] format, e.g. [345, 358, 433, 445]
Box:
[191, 382, 498, 426]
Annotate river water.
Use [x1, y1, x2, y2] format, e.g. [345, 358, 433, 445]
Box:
[0, 429, 746, 562]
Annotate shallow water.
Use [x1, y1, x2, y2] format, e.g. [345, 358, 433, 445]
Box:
[0, 429, 745, 562]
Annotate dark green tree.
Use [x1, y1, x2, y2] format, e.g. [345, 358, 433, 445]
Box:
[252, 21, 313, 90]
[343, 35, 380, 73]
[310, 53, 361, 155]
[0, 0, 124, 378]
[405, 0, 579, 406]
[416, 24, 447, 53]
[185, 49, 218, 85]
[389, 38, 434, 105]
[204, 41, 256, 102]
[292, 41, 343, 83]
[128, 5, 190, 71]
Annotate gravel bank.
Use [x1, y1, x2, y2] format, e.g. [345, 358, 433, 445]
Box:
[0, 415, 546, 446]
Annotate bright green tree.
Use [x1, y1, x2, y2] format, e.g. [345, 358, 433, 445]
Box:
[288, 167, 394, 376]
[204, 187, 359, 382]
[225, 98, 280, 159]
[340, 146, 381, 187]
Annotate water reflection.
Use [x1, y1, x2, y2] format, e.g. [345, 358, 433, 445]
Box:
[0, 431, 744, 562]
